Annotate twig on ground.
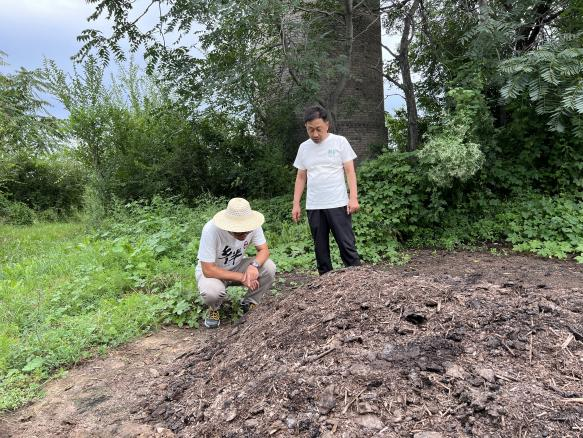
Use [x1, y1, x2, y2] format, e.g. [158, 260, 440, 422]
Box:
[561, 333, 574, 349]
[342, 388, 366, 414]
[562, 398, 583, 403]
[495, 334, 516, 356]
[495, 373, 518, 382]
[302, 347, 336, 364]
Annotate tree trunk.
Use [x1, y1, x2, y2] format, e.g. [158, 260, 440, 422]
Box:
[399, 0, 420, 152]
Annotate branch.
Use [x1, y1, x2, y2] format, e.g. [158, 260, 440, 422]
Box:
[381, 42, 398, 59]
[379, 0, 411, 13]
[418, 0, 437, 48]
[408, 13, 416, 46]
[371, 63, 404, 91]
[130, 0, 157, 26]
[296, 6, 343, 18]
[385, 73, 404, 91]
[158, 1, 166, 49]
[353, 13, 381, 40]
[278, 18, 326, 109]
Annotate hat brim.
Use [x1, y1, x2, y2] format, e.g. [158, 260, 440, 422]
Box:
[213, 210, 265, 232]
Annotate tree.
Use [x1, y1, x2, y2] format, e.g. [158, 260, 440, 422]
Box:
[0, 51, 64, 156]
[1, 51, 66, 199]
[76, 0, 387, 151]
[381, 0, 422, 151]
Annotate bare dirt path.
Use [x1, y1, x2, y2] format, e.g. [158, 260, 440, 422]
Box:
[2, 250, 583, 437]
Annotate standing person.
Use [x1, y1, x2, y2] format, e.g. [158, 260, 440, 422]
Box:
[292, 105, 361, 275]
[196, 198, 276, 328]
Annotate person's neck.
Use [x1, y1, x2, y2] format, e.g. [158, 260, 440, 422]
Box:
[316, 132, 331, 143]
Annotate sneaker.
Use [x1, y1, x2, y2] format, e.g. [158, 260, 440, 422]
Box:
[204, 309, 221, 329]
[240, 300, 257, 314]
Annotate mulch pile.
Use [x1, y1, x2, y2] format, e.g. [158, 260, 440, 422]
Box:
[138, 262, 583, 437]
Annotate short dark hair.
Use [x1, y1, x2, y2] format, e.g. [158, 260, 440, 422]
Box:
[303, 105, 328, 123]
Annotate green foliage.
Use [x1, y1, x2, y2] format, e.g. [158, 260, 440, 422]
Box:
[0, 52, 64, 156]
[500, 33, 583, 137]
[1, 152, 86, 216]
[385, 110, 409, 152]
[0, 370, 43, 411]
[418, 89, 487, 188]
[0, 195, 37, 225]
[0, 52, 76, 219]
[506, 195, 583, 260]
[354, 152, 428, 263]
[46, 59, 291, 205]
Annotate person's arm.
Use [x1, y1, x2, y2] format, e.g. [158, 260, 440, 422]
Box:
[253, 243, 270, 266]
[344, 160, 359, 214]
[292, 169, 307, 222]
[201, 262, 245, 282]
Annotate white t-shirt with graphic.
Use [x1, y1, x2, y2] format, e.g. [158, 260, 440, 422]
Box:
[293, 133, 357, 210]
[195, 221, 266, 279]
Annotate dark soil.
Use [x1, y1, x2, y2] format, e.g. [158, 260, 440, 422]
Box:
[2, 250, 583, 437]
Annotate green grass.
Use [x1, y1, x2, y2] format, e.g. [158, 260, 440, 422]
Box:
[0, 196, 353, 411]
[0, 221, 172, 410]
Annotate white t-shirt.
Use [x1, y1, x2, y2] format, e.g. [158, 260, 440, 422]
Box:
[293, 133, 357, 210]
[195, 221, 267, 279]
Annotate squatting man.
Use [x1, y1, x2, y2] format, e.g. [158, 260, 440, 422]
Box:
[196, 198, 276, 328]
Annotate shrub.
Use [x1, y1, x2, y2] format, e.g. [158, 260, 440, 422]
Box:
[0, 195, 37, 225]
[1, 153, 86, 217]
[354, 152, 430, 262]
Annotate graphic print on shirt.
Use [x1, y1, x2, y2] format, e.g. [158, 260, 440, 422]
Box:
[328, 148, 339, 158]
[217, 240, 249, 266]
[219, 245, 243, 266]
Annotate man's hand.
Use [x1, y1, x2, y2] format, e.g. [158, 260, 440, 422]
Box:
[292, 203, 302, 223]
[241, 269, 259, 291]
[347, 198, 360, 215]
[246, 264, 259, 282]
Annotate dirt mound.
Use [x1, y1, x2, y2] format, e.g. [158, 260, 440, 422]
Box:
[139, 264, 583, 437]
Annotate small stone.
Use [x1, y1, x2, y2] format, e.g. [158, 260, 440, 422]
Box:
[225, 409, 237, 422]
[353, 414, 383, 430]
[286, 417, 297, 429]
[391, 408, 404, 423]
[477, 368, 496, 383]
[317, 384, 337, 415]
[357, 401, 377, 414]
[360, 302, 370, 310]
[445, 363, 467, 380]
[149, 368, 160, 378]
[250, 403, 265, 415]
[413, 432, 444, 438]
[244, 419, 259, 428]
[323, 313, 337, 323]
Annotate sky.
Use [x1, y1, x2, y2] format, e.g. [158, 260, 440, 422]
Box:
[0, 0, 403, 118]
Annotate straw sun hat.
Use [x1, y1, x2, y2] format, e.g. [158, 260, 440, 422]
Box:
[213, 198, 265, 232]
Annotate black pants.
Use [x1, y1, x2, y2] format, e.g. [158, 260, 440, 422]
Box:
[307, 207, 361, 275]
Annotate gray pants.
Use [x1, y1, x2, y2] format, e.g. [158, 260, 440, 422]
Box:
[197, 258, 276, 310]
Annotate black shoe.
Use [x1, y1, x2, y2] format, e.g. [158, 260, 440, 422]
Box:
[240, 300, 257, 314]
